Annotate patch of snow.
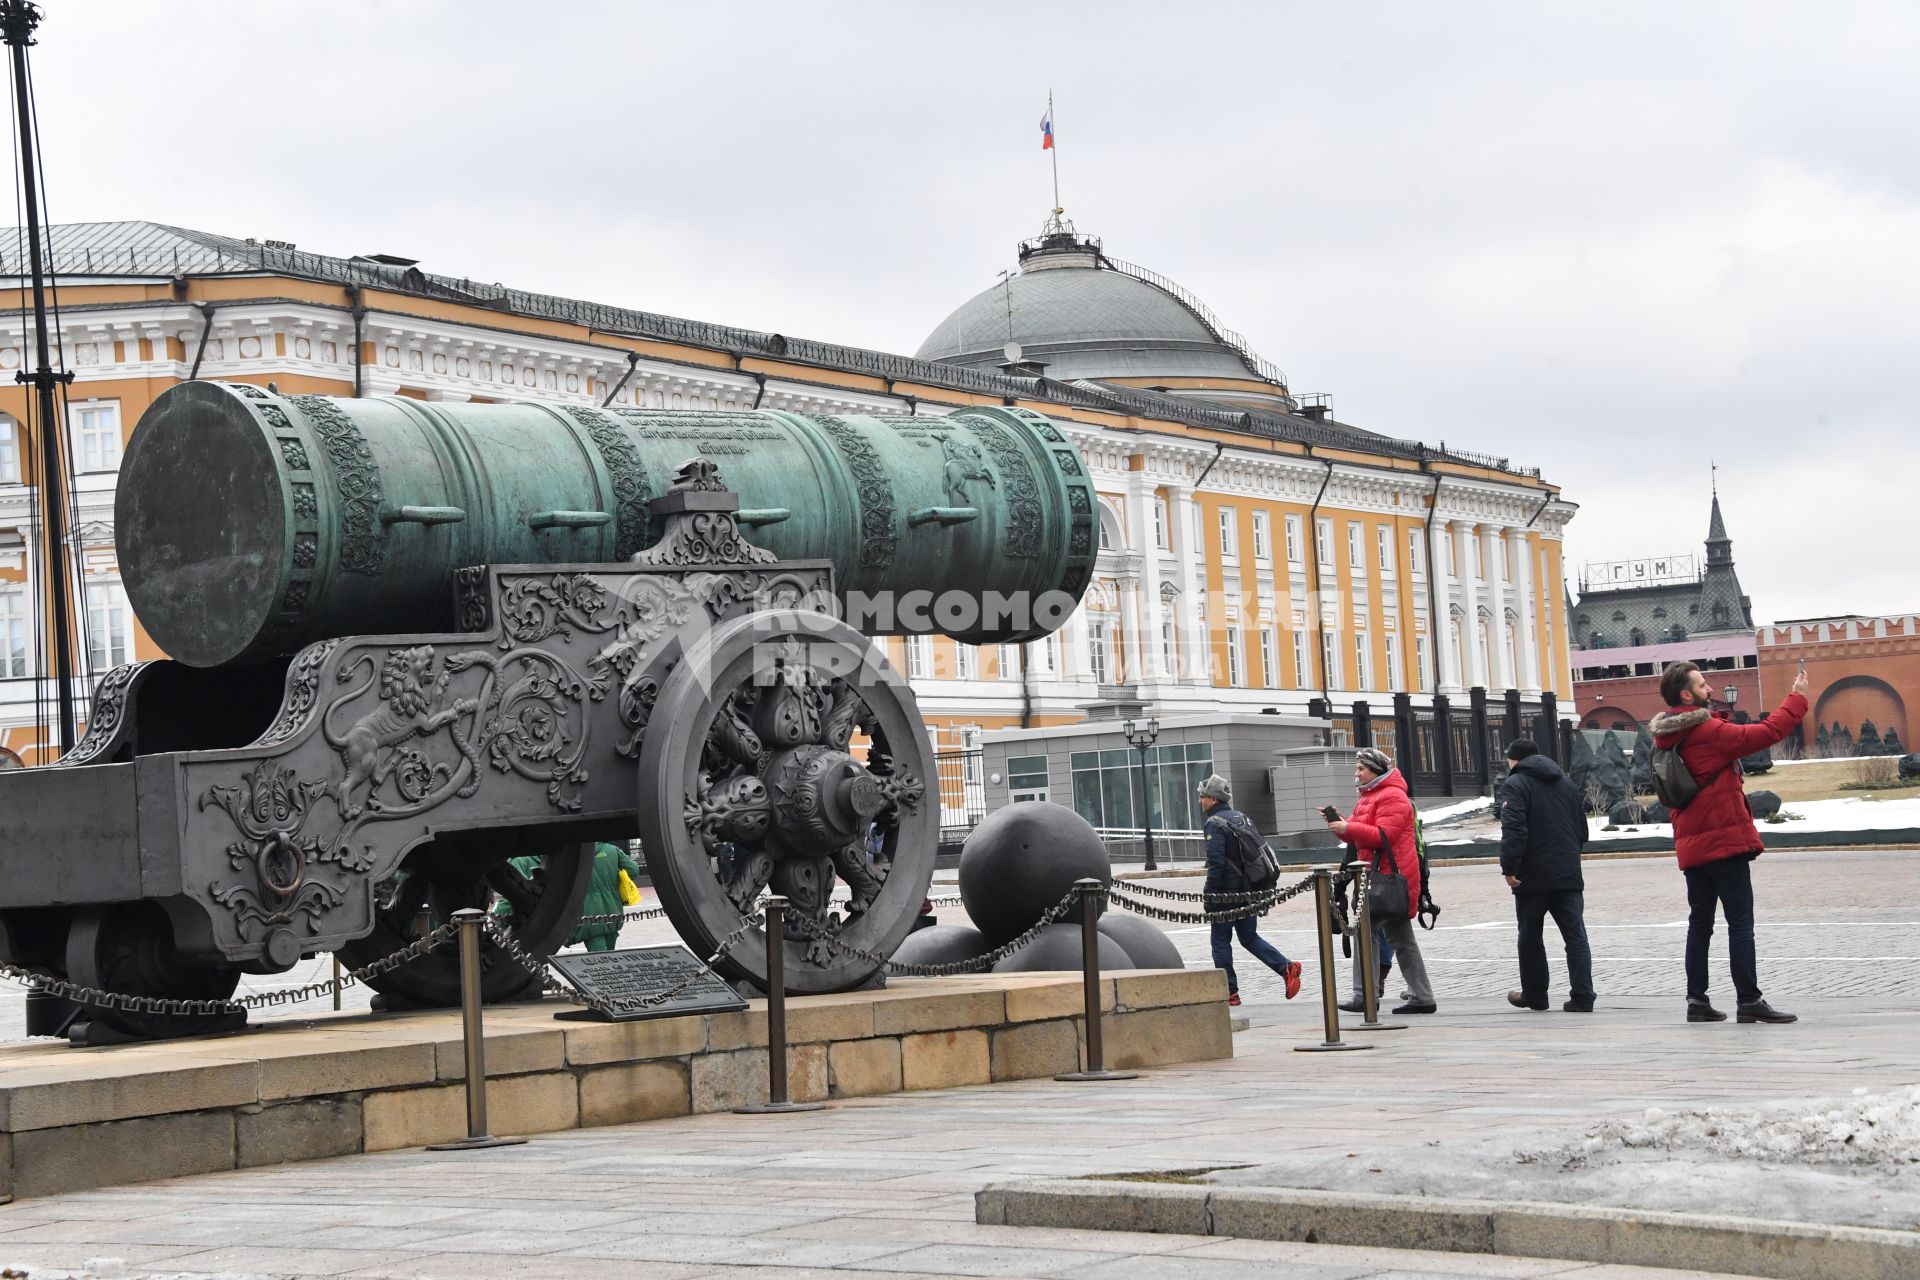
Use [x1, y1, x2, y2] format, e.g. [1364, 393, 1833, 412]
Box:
[1418, 796, 1492, 825]
[1209, 1086, 1920, 1230]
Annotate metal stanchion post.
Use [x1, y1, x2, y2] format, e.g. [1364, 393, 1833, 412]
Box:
[1056, 878, 1138, 1082]
[1352, 867, 1406, 1032]
[428, 908, 528, 1150]
[736, 896, 825, 1114]
[332, 954, 342, 1011]
[1297, 868, 1372, 1053]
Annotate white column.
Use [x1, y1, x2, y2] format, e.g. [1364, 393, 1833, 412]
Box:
[1168, 484, 1204, 682]
[1456, 521, 1486, 690]
[1128, 477, 1169, 680]
[1119, 573, 1145, 685]
[1481, 525, 1513, 691]
[1060, 599, 1092, 685]
[1514, 531, 1543, 695]
[1434, 520, 1462, 693]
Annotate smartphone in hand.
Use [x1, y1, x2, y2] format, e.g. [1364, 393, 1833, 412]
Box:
[1320, 804, 1342, 822]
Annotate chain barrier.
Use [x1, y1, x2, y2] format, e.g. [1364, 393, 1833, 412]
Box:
[1106, 874, 1316, 925]
[0, 922, 462, 1020]
[782, 887, 1084, 977]
[1111, 879, 1294, 904]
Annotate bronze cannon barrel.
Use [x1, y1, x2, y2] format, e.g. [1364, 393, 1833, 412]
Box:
[115, 381, 1097, 667]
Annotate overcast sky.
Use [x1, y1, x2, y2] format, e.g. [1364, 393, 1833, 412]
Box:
[28, 1, 1919, 624]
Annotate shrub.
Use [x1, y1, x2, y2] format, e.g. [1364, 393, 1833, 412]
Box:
[1852, 756, 1899, 787]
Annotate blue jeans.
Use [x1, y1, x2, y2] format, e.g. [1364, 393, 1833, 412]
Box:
[1210, 916, 1291, 995]
[1515, 890, 1594, 1005]
[1374, 927, 1396, 970]
[1685, 855, 1760, 1005]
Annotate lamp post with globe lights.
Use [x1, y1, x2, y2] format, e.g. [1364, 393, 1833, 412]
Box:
[1123, 717, 1161, 872]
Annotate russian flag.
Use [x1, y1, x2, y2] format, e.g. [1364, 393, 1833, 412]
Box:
[1039, 109, 1054, 150]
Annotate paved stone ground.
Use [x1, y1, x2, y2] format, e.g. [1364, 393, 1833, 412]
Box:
[0, 848, 1914, 1279]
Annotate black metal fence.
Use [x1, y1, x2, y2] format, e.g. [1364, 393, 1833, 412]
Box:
[934, 748, 986, 847]
[1354, 689, 1570, 799]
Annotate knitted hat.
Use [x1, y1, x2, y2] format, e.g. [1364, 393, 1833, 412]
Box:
[1197, 773, 1232, 802]
[1355, 747, 1393, 777]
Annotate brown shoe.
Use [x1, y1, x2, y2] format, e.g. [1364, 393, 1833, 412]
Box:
[1507, 990, 1546, 1010]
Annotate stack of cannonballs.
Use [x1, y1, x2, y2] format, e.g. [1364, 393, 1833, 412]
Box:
[892, 802, 1184, 972]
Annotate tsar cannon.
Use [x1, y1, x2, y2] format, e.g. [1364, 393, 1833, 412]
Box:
[0, 382, 1095, 1041]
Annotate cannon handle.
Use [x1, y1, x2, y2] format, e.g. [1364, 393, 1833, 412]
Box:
[736, 508, 792, 528]
[379, 504, 466, 526]
[529, 510, 614, 530]
[906, 506, 980, 528]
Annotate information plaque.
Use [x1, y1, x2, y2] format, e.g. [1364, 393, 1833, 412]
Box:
[549, 945, 749, 1023]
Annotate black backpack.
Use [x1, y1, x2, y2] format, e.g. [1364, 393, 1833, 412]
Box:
[1214, 813, 1279, 886]
[1650, 739, 1704, 811]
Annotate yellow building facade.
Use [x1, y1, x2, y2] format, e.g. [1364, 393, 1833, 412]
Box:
[0, 220, 1574, 765]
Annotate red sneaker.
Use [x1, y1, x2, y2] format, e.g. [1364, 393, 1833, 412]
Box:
[1228, 991, 1242, 1007]
[1283, 961, 1303, 1000]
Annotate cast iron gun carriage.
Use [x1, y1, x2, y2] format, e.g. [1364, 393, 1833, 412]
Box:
[0, 382, 1096, 1041]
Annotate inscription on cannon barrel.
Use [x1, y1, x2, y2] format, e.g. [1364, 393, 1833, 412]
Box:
[550, 945, 749, 1022]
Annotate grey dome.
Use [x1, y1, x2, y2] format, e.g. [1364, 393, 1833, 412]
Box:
[916, 234, 1282, 389]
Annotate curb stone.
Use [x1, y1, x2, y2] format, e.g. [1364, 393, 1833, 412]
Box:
[974, 1179, 1920, 1280]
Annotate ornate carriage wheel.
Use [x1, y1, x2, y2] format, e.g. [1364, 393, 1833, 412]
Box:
[65, 901, 244, 1040]
[636, 610, 937, 993]
[336, 838, 594, 1008]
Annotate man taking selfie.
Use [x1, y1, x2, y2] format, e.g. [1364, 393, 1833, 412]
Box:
[1650, 661, 1809, 1025]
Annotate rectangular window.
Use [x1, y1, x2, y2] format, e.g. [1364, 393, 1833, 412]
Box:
[1088, 620, 1110, 684]
[1285, 514, 1302, 565]
[997, 643, 1017, 679]
[1218, 506, 1237, 557]
[1007, 753, 1050, 802]
[0, 416, 17, 484]
[0, 588, 26, 677]
[1160, 618, 1175, 673]
[953, 643, 975, 681]
[1153, 497, 1169, 549]
[1347, 522, 1364, 575]
[1226, 627, 1244, 686]
[1321, 630, 1341, 689]
[1416, 636, 1431, 692]
[72, 402, 122, 473]
[1259, 628, 1277, 689]
[1070, 741, 1213, 831]
[1315, 517, 1333, 568]
[1028, 635, 1057, 675]
[1385, 640, 1402, 691]
[1410, 530, 1425, 576]
[1251, 511, 1270, 561]
[1293, 630, 1310, 687]
[1378, 527, 1394, 576]
[1354, 632, 1372, 690]
[904, 635, 931, 679]
[86, 580, 130, 670]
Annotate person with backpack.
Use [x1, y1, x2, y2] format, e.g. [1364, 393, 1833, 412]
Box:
[1198, 773, 1302, 1006]
[1650, 660, 1809, 1025]
[1328, 748, 1437, 1015]
[1499, 738, 1595, 1012]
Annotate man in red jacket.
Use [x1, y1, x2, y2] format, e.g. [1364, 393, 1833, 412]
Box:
[1649, 661, 1809, 1026]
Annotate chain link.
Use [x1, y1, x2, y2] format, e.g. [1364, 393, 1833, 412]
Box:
[0, 922, 462, 1020]
[1106, 874, 1316, 925]
[1112, 879, 1288, 904]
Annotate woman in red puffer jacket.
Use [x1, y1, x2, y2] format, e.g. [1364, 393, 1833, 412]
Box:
[1325, 748, 1436, 1015]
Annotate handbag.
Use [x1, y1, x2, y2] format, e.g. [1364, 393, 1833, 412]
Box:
[1365, 837, 1411, 922]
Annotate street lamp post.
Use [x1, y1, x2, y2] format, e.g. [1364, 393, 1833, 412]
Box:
[1723, 684, 1742, 776]
[1123, 717, 1161, 872]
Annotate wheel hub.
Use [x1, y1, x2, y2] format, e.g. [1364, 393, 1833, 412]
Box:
[767, 744, 886, 857]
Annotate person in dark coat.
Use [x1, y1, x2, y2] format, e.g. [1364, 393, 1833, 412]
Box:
[1499, 738, 1595, 1013]
[1651, 661, 1808, 1025]
[1198, 774, 1301, 1007]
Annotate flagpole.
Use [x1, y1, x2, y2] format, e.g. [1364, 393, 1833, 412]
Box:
[1048, 89, 1062, 216]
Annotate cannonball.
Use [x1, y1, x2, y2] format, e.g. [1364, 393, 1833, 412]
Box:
[1097, 912, 1185, 970]
[959, 802, 1111, 946]
[890, 924, 993, 968]
[991, 923, 1135, 973]
[1640, 800, 1671, 824]
[1747, 790, 1782, 820]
